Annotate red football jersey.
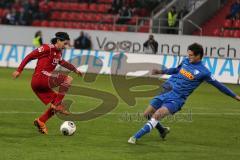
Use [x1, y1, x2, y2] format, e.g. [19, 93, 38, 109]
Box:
[17, 44, 76, 75]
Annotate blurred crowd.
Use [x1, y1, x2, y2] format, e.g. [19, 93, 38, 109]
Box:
[0, 0, 50, 26]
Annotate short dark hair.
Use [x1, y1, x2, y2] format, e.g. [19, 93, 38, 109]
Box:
[51, 32, 70, 44]
[188, 43, 204, 59]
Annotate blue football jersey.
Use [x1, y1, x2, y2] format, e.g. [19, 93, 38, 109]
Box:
[162, 58, 236, 100]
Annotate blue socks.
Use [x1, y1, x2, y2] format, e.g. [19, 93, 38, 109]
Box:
[134, 118, 158, 139]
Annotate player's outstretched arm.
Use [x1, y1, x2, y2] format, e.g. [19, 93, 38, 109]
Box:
[152, 64, 182, 75]
[205, 74, 239, 101]
[12, 48, 44, 79]
[59, 60, 83, 77]
[235, 95, 240, 101]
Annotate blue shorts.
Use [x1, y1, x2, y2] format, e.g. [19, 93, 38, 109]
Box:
[150, 92, 185, 114]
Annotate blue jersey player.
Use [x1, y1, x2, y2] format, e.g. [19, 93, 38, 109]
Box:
[128, 43, 240, 144]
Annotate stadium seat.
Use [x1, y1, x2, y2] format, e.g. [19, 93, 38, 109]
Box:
[233, 20, 240, 28]
[127, 16, 138, 25]
[78, 3, 88, 12]
[41, 20, 50, 27]
[233, 30, 240, 38]
[98, 4, 110, 13]
[116, 25, 128, 32]
[32, 20, 41, 26]
[223, 19, 232, 28]
[138, 26, 150, 33]
[213, 28, 220, 36]
[89, 3, 97, 12]
[223, 29, 231, 37]
[51, 12, 61, 20]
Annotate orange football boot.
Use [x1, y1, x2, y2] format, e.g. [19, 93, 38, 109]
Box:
[33, 118, 48, 134]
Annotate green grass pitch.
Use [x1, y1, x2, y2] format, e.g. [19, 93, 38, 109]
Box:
[0, 67, 240, 160]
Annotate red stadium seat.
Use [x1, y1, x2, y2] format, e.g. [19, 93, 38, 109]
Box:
[116, 25, 128, 32]
[98, 4, 110, 13]
[138, 25, 150, 33]
[41, 20, 50, 27]
[223, 19, 232, 28]
[233, 20, 240, 28]
[32, 20, 41, 26]
[233, 30, 240, 38]
[78, 3, 88, 12]
[51, 12, 61, 20]
[89, 3, 97, 12]
[49, 21, 58, 27]
[69, 3, 78, 11]
[213, 28, 220, 36]
[127, 16, 138, 25]
[95, 14, 103, 22]
[223, 29, 231, 37]
[56, 21, 65, 28]
[60, 12, 68, 20]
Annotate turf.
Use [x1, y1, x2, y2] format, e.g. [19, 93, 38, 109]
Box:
[0, 67, 240, 160]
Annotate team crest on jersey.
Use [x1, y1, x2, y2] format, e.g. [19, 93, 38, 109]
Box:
[180, 68, 194, 80]
[194, 69, 200, 75]
[52, 58, 59, 65]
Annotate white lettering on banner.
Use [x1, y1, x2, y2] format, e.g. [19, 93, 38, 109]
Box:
[0, 44, 239, 84]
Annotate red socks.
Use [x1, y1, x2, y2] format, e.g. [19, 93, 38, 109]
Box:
[39, 107, 55, 123]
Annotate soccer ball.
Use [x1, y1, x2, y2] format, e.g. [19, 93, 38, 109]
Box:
[60, 121, 76, 136]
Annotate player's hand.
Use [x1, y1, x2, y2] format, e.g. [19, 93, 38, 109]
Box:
[235, 95, 240, 101]
[152, 69, 162, 75]
[12, 71, 21, 79]
[75, 69, 83, 77]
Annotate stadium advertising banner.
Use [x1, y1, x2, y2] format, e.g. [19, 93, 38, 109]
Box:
[0, 25, 240, 58]
[0, 44, 239, 84]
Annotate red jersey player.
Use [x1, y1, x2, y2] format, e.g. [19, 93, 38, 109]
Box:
[12, 32, 82, 134]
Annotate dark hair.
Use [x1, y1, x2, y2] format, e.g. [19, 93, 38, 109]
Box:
[35, 30, 41, 37]
[51, 32, 70, 44]
[188, 43, 204, 59]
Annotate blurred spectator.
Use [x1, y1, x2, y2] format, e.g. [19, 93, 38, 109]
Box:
[143, 35, 158, 54]
[18, 8, 32, 25]
[32, 30, 43, 48]
[74, 31, 92, 50]
[116, 6, 132, 24]
[30, 0, 40, 19]
[178, 6, 189, 19]
[227, 0, 240, 19]
[167, 6, 178, 34]
[39, 0, 51, 20]
[110, 0, 124, 14]
[0, 0, 14, 9]
[12, 0, 22, 12]
[5, 8, 19, 25]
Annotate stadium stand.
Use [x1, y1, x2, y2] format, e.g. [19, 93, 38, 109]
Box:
[0, 0, 171, 33]
[193, 0, 240, 38]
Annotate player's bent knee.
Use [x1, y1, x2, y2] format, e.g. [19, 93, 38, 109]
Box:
[143, 111, 149, 118]
[65, 76, 73, 85]
[152, 106, 170, 120]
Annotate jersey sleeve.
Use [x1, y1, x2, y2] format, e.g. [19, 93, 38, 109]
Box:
[17, 45, 50, 73]
[204, 73, 236, 98]
[59, 59, 77, 72]
[161, 63, 182, 75]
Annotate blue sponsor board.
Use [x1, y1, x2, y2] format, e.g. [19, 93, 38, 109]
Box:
[0, 44, 239, 84]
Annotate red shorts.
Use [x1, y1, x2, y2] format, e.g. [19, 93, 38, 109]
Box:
[31, 73, 68, 105]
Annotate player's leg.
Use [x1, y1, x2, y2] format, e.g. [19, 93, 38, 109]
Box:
[50, 74, 73, 114]
[128, 106, 170, 144]
[52, 75, 73, 106]
[31, 76, 58, 134]
[143, 105, 169, 139]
